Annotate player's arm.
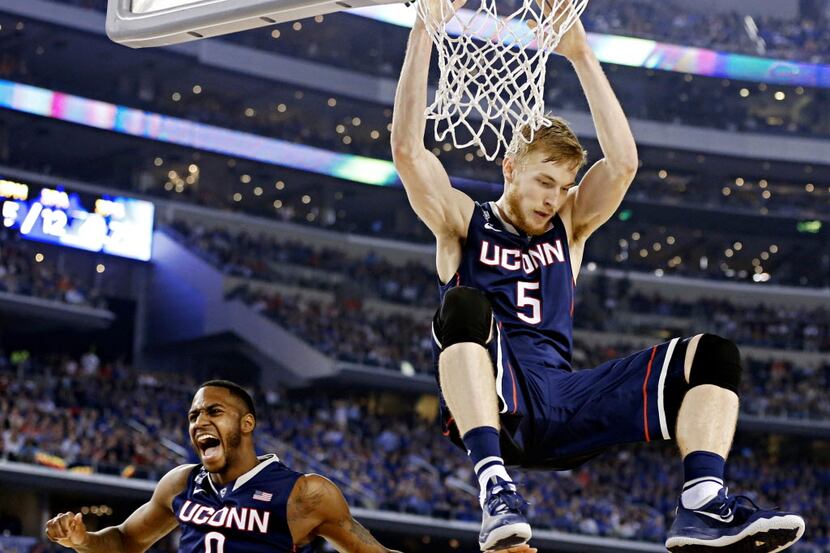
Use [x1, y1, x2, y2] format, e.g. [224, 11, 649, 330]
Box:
[45, 464, 193, 553]
[287, 474, 399, 553]
[390, 3, 474, 240]
[555, 17, 638, 243]
[288, 475, 539, 553]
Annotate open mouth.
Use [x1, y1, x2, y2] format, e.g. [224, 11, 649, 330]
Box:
[196, 435, 222, 462]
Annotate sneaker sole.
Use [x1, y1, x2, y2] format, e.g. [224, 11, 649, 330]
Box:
[665, 514, 805, 553]
[479, 522, 532, 551]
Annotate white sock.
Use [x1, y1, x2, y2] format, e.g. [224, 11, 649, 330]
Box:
[477, 464, 512, 508]
[681, 478, 724, 509]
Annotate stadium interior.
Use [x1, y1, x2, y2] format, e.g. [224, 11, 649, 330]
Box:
[0, 0, 828, 551]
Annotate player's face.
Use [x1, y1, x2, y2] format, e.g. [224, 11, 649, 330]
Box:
[188, 387, 246, 473]
[503, 150, 578, 236]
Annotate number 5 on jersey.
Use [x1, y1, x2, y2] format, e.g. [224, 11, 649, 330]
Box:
[517, 281, 541, 324]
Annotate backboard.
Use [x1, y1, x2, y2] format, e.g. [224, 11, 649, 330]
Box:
[107, 0, 407, 48]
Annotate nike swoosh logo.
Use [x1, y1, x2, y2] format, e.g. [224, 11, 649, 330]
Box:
[694, 509, 733, 523]
[484, 223, 503, 233]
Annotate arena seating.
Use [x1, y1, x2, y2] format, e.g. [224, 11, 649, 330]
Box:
[2, 2, 829, 552]
[3, 6, 830, 153]
[2, 355, 828, 550]
[6, 216, 827, 420]
[0, 230, 107, 309]
[155, 222, 830, 421]
[169, 220, 830, 350]
[49, 0, 830, 64]
[169, 209, 829, 287]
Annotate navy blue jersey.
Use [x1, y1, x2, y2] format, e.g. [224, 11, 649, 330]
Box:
[434, 203, 695, 470]
[440, 201, 575, 372]
[172, 455, 307, 553]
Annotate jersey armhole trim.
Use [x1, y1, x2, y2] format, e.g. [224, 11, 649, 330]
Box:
[437, 203, 482, 286]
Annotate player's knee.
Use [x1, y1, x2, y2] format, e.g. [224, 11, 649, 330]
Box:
[434, 286, 493, 350]
[688, 333, 742, 394]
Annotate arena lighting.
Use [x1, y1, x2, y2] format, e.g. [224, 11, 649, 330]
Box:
[0, 79, 399, 187]
[353, 6, 830, 88]
[617, 209, 633, 221]
[797, 220, 822, 234]
[0, 78, 822, 204]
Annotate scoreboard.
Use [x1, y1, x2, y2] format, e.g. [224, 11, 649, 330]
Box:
[1, 178, 154, 262]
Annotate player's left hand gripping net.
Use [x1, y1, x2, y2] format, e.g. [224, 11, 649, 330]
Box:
[415, 0, 589, 161]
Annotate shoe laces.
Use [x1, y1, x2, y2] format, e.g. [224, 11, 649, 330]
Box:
[717, 489, 761, 516]
[485, 480, 529, 515]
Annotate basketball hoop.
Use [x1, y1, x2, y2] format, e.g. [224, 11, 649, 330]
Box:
[415, 0, 588, 160]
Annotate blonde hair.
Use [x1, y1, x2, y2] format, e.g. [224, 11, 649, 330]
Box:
[506, 114, 587, 171]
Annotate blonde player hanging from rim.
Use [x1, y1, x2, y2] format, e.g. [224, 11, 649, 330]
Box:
[391, 0, 805, 551]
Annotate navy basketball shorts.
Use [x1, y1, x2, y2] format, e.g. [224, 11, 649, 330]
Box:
[433, 327, 692, 471]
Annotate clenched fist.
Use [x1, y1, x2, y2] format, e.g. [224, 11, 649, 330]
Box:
[45, 512, 89, 549]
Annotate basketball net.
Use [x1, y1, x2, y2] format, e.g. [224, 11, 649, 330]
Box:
[415, 0, 588, 161]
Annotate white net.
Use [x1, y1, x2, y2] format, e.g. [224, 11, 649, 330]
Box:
[415, 0, 588, 160]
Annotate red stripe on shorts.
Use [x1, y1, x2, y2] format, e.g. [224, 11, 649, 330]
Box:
[443, 416, 455, 436]
[643, 346, 658, 442]
[508, 362, 518, 414]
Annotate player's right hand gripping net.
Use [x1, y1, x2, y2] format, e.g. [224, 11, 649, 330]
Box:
[415, 0, 588, 161]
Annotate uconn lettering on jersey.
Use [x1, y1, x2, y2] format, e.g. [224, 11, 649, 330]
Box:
[178, 500, 270, 534]
[479, 240, 566, 274]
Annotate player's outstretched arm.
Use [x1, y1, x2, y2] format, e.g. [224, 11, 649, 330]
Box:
[287, 474, 401, 553]
[287, 475, 541, 553]
[45, 464, 192, 553]
[390, 0, 473, 240]
[549, 9, 638, 243]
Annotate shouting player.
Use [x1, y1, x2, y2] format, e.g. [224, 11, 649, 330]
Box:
[390, 3, 806, 552]
[45, 381, 392, 553]
[46, 380, 538, 553]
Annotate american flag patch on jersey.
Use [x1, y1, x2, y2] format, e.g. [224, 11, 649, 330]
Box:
[252, 490, 273, 502]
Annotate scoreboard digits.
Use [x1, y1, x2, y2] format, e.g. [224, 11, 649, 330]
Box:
[1, 178, 154, 262]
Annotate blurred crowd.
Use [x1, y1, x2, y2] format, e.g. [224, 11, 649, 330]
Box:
[121, 169, 830, 279]
[585, 285, 830, 352]
[627, 169, 830, 223]
[170, 220, 436, 306]
[228, 284, 830, 420]
[0, 230, 107, 309]
[743, 358, 830, 421]
[51, 0, 830, 64]
[161, 219, 830, 420]
[6, 1, 830, 147]
[2, 218, 827, 420]
[226, 285, 434, 373]
[171, 220, 830, 352]
[0, 350, 188, 479]
[582, 0, 830, 64]
[1, 355, 828, 551]
[3, 6, 830, 275]
[2, 4, 829, 551]
[4, 49, 828, 256]
[227, 275, 830, 420]
[170, 207, 829, 286]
